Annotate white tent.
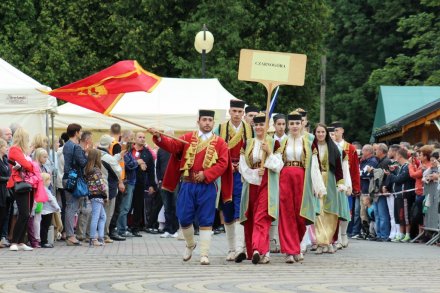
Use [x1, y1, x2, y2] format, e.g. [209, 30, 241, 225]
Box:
[0, 58, 57, 137]
[54, 78, 235, 131]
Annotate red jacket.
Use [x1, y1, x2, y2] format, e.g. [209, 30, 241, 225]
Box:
[6, 146, 35, 189]
[342, 141, 360, 195]
[154, 131, 232, 203]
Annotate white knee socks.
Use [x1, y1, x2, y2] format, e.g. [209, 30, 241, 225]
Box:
[199, 230, 212, 257]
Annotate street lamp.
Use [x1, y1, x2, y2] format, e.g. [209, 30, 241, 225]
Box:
[194, 24, 214, 78]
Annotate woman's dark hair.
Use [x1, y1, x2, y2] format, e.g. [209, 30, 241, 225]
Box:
[59, 132, 69, 147]
[66, 124, 82, 138]
[273, 114, 286, 124]
[313, 123, 341, 173]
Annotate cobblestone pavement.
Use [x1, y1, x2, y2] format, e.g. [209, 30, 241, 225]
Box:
[1, 232, 440, 293]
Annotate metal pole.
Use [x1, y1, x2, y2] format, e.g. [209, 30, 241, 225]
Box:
[50, 112, 56, 190]
[320, 55, 327, 124]
[202, 24, 207, 78]
[202, 49, 206, 78]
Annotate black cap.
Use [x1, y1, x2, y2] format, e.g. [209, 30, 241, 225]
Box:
[327, 126, 335, 133]
[330, 121, 343, 129]
[245, 105, 259, 114]
[288, 111, 302, 121]
[253, 113, 266, 124]
[199, 109, 215, 118]
[230, 99, 245, 109]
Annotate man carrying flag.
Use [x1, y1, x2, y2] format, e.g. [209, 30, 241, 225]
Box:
[215, 99, 253, 262]
[147, 110, 232, 265]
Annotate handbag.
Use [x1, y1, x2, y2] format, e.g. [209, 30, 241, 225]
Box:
[72, 177, 89, 198]
[65, 169, 78, 192]
[14, 181, 33, 194]
[65, 144, 80, 192]
[14, 170, 33, 194]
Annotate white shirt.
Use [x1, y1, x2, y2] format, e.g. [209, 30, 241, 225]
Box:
[198, 130, 213, 141]
[252, 139, 264, 163]
[285, 136, 303, 161]
[274, 133, 287, 142]
[336, 139, 345, 150]
[318, 143, 327, 162]
[231, 122, 242, 132]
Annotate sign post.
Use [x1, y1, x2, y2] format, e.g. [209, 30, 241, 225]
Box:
[238, 49, 307, 133]
[238, 49, 307, 165]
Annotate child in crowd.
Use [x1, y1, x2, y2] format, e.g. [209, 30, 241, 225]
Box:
[362, 196, 376, 240]
[28, 148, 51, 248]
[40, 173, 61, 248]
[85, 149, 107, 247]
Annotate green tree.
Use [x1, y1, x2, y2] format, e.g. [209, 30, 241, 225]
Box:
[325, 0, 422, 142]
[1, 0, 330, 118]
[368, 0, 440, 87]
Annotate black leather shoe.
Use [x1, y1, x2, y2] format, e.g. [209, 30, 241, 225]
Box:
[132, 231, 143, 237]
[42, 243, 54, 248]
[110, 234, 126, 241]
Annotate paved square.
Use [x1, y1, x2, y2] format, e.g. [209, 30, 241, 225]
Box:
[1, 232, 439, 292]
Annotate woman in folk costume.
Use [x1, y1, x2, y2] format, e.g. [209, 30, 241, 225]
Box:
[238, 113, 283, 265]
[313, 123, 351, 254]
[275, 111, 327, 264]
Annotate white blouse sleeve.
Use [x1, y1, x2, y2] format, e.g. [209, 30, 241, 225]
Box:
[264, 153, 284, 174]
[342, 159, 352, 194]
[311, 153, 327, 197]
[239, 154, 262, 186]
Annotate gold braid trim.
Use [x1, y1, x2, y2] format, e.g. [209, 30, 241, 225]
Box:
[202, 135, 219, 169]
[244, 138, 255, 167]
[303, 134, 311, 169]
[276, 137, 288, 162]
[227, 123, 244, 150]
[181, 131, 199, 176]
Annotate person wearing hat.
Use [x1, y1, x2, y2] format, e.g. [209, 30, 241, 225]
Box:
[275, 111, 326, 263]
[295, 108, 309, 133]
[96, 134, 123, 243]
[214, 99, 253, 262]
[148, 110, 232, 265]
[238, 113, 283, 265]
[244, 105, 259, 126]
[328, 126, 336, 141]
[330, 121, 360, 249]
[326, 125, 352, 247]
[268, 113, 287, 254]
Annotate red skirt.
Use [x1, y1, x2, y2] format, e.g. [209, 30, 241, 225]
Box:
[278, 166, 306, 255]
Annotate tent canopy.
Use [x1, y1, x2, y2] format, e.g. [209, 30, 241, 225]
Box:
[54, 78, 235, 131]
[0, 58, 57, 137]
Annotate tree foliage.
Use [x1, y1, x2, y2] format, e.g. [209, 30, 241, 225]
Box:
[326, 0, 439, 143]
[0, 0, 330, 119]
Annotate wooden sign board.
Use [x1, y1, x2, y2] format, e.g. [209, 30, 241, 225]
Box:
[238, 49, 307, 89]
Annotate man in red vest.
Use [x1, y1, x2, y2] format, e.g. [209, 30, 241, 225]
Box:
[148, 110, 232, 265]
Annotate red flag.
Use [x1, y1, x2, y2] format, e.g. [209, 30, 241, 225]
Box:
[48, 60, 161, 114]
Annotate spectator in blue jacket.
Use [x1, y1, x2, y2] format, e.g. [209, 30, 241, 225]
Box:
[62, 123, 89, 246]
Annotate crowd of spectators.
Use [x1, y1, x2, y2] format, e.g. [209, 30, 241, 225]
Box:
[347, 141, 440, 244]
[0, 122, 439, 252]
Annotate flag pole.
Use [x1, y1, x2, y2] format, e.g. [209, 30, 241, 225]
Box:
[260, 83, 274, 169]
[109, 114, 189, 144]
